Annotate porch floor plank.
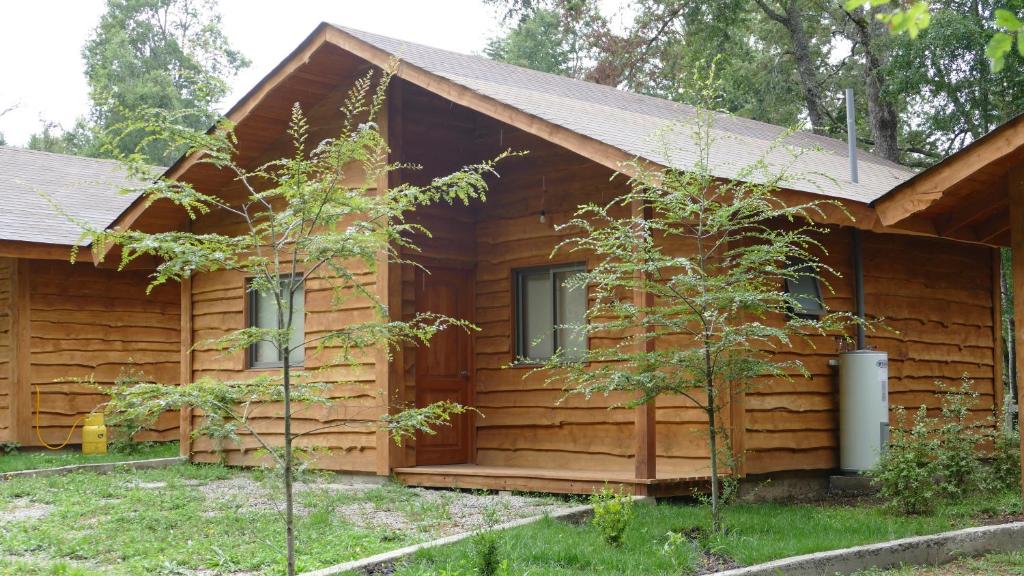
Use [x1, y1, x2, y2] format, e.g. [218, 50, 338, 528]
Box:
[393, 464, 709, 496]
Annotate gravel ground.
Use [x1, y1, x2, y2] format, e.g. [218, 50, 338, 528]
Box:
[0, 500, 54, 522]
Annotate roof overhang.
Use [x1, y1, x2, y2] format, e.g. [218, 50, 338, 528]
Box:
[0, 240, 89, 261]
[872, 113, 1024, 247]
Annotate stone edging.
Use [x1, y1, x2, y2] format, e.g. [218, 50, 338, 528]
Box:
[299, 503, 595, 576]
[0, 456, 186, 481]
[711, 521, 1024, 576]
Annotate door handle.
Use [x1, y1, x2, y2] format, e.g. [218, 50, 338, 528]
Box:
[460, 370, 470, 380]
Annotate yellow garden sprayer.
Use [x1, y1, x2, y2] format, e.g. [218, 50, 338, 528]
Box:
[34, 384, 107, 454]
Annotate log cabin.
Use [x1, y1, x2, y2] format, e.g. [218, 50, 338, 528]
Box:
[0, 146, 180, 448]
[103, 23, 1006, 496]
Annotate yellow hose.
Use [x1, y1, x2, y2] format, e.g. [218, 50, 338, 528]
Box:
[34, 384, 85, 451]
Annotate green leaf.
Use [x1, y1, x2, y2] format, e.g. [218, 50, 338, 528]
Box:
[987, 32, 1013, 72]
[844, 0, 866, 10]
[995, 9, 1022, 31]
[1019, 32, 1024, 57]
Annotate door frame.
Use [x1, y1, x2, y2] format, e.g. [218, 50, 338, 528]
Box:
[412, 264, 476, 466]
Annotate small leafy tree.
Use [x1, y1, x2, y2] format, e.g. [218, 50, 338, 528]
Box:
[73, 66, 508, 576]
[537, 72, 858, 533]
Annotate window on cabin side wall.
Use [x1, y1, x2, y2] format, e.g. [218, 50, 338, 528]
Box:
[248, 276, 305, 368]
[515, 263, 587, 362]
[784, 260, 826, 318]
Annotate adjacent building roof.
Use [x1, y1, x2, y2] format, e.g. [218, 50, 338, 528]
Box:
[338, 25, 917, 204]
[0, 146, 142, 247]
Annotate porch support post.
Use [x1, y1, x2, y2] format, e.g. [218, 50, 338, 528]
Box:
[179, 275, 193, 459]
[632, 199, 656, 490]
[1007, 165, 1024, 501]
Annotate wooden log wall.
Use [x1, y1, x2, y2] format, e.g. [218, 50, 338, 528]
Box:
[0, 258, 12, 442]
[743, 231, 998, 475]
[184, 70, 388, 472]
[461, 110, 716, 476]
[404, 86, 999, 479]
[26, 259, 180, 446]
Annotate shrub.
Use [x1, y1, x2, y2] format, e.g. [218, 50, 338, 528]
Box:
[471, 530, 502, 576]
[871, 376, 1016, 513]
[869, 405, 938, 514]
[590, 486, 634, 546]
[986, 417, 1021, 491]
[933, 378, 989, 499]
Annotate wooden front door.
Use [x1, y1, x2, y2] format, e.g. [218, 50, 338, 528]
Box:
[414, 267, 473, 466]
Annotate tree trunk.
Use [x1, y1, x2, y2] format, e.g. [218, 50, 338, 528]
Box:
[783, 1, 829, 133]
[852, 10, 900, 163]
[283, 352, 296, 576]
[706, 344, 721, 533]
[754, 0, 830, 133]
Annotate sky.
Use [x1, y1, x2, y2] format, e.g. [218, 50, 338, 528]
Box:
[0, 0, 504, 146]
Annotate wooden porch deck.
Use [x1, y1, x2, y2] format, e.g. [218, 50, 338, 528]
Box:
[394, 464, 710, 497]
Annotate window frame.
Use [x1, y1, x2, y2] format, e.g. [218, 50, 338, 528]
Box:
[783, 261, 826, 319]
[246, 274, 306, 370]
[513, 262, 588, 363]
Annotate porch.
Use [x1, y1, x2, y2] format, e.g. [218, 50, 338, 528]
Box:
[394, 464, 709, 497]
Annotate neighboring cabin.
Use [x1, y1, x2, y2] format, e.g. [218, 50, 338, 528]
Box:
[0, 146, 179, 447]
[106, 24, 1003, 495]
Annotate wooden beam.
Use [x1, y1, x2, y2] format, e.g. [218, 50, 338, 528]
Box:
[936, 186, 1009, 236]
[6, 262, 20, 444]
[1006, 164, 1024, 502]
[179, 275, 193, 459]
[876, 116, 1024, 226]
[0, 241, 88, 262]
[631, 199, 656, 488]
[973, 209, 1012, 246]
[375, 83, 395, 477]
[12, 260, 31, 445]
[993, 248, 1005, 421]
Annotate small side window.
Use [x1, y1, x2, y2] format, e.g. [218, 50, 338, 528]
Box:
[784, 261, 825, 318]
[248, 275, 305, 368]
[514, 263, 587, 362]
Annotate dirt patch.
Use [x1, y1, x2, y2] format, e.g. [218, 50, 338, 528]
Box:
[0, 499, 54, 522]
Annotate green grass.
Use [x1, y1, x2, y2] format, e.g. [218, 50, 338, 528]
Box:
[391, 491, 1023, 576]
[0, 463, 422, 575]
[0, 442, 179, 473]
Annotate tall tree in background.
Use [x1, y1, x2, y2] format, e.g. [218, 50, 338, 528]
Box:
[29, 0, 248, 163]
[485, 0, 1024, 165]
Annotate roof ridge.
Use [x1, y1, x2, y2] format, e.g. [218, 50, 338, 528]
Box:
[0, 145, 126, 166]
[330, 23, 911, 172]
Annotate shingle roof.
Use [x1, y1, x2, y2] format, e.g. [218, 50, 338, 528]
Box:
[338, 25, 916, 204]
[0, 146, 142, 246]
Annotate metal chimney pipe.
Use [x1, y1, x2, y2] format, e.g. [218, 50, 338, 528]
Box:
[846, 88, 859, 184]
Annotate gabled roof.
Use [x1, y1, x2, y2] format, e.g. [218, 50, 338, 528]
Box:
[108, 22, 925, 259]
[0, 146, 142, 247]
[337, 25, 915, 204]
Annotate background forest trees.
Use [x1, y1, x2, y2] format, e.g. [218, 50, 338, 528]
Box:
[486, 0, 1024, 167]
[26, 0, 248, 164]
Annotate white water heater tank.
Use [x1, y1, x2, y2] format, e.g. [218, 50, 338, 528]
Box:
[838, 350, 889, 473]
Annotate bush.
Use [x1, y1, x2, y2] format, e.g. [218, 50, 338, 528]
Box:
[590, 486, 633, 546]
[871, 376, 1017, 514]
[870, 405, 939, 515]
[986, 417, 1021, 491]
[933, 378, 989, 499]
[471, 530, 502, 576]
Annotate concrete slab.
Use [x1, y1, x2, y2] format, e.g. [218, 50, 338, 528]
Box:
[0, 456, 186, 481]
[711, 522, 1024, 576]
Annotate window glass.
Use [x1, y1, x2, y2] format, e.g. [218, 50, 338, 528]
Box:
[554, 269, 586, 359]
[515, 264, 587, 361]
[249, 276, 305, 368]
[522, 271, 553, 360]
[785, 262, 825, 317]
